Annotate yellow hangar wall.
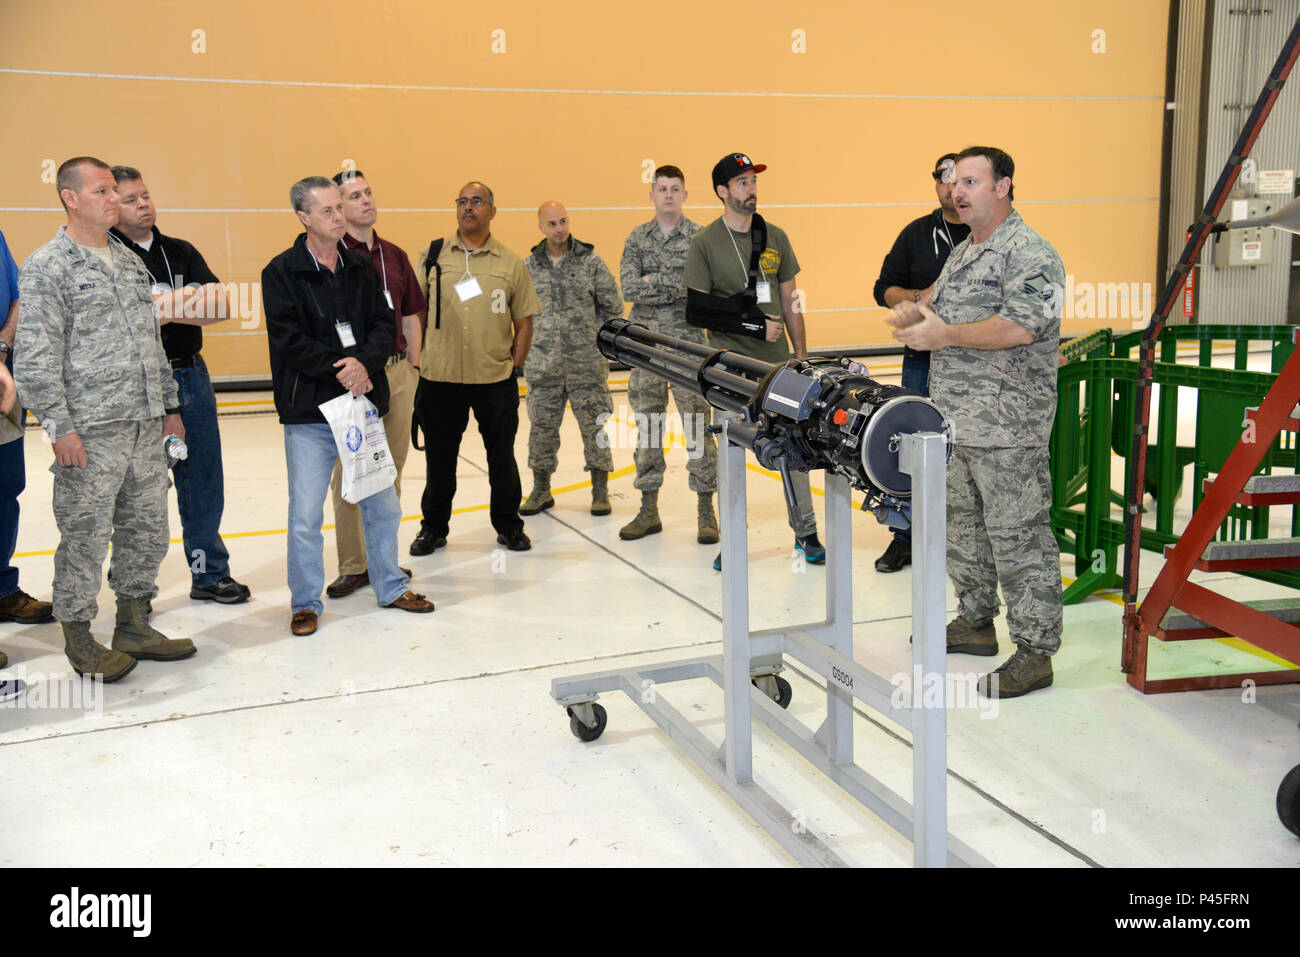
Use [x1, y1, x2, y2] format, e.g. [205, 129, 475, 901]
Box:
[0, 0, 1170, 380]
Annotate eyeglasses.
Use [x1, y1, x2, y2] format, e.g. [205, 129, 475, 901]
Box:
[455, 197, 489, 208]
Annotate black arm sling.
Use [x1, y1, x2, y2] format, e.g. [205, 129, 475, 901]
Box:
[685, 214, 770, 340]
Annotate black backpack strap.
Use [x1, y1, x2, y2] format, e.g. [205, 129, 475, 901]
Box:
[747, 213, 767, 292]
[411, 238, 445, 453]
[424, 238, 445, 330]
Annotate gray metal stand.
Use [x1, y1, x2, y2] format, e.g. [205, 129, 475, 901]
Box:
[552, 423, 990, 867]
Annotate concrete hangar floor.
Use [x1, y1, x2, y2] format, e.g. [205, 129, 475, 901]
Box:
[1, 360, 1297, 868]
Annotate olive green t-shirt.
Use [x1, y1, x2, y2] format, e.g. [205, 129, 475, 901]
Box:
[683, 216, 800, 363]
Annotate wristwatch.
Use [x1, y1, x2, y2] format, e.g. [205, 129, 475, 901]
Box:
[912, 290, 922, 303]
[0, 342, 11, 360]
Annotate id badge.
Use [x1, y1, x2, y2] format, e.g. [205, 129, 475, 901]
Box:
[755, 281, 772, 304]
[150, 282, 173, 296]
[455, 276, 483, 302]
[336, 322, 357, 348]
[383, 290, 394, 310]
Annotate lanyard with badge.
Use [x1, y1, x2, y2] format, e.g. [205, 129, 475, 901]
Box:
[111, 232, 175, 295]
[455, 244, 483, 302]
[724, 219, 772, 304]
[309, 248, 356, 348]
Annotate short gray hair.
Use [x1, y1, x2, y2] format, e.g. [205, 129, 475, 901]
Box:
[290, 176, 337, 214]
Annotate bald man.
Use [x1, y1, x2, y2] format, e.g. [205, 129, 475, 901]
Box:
[520, 202, 623, 517]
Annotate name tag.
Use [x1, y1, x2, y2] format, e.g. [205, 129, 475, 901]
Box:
[383, 290, 394, 310]
[150, 282, 173, 296]
[336, 322, 357, 348]
[455, 276, 483, 302]
[755, 281, 772, 304]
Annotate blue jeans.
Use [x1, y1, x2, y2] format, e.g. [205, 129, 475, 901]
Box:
[284, 422, 407, 615]
[901, 352, 931, 396]
[172, 356, 232, 587]
[0, 415, 22, 600]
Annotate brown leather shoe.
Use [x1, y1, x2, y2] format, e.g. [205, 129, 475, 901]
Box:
[326, 568, 414, 599]
[0, 589, 55, 624]
[386, 591, 435, 613]
[326, 572, 369, 599]
[291, 610, 318, 636]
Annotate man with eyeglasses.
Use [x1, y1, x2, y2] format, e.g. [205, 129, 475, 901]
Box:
[887, 146, 1064, 699]
[410, 182, 540, 555]
[261, 176, 434, 636]
[324, 169, 425, 600]
[108, 165, 252, 605]
[869, 153, 969, 574]
[684, 153, 823, 571]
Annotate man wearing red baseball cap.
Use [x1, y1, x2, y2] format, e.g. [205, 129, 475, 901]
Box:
[684, 152, 824, 568]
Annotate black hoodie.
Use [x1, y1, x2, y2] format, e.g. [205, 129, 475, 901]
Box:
[872, 208, 970, 362]
[261, 234, 396, 424]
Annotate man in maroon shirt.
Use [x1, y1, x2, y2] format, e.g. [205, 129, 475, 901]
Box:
[326, 170, 426, 598]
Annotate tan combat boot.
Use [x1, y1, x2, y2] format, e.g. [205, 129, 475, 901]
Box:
[111, 596, 197, 661]
[619, 490, 662, 540]
[520, 471, 554, 515]
[978, 646, 1053, 698]
[62, 620, 136, 682]
[590, 471, 611, 516]
[697, 493, 719, 544]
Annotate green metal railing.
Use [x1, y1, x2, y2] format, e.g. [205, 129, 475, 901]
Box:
[1050, 325, 1299, 604]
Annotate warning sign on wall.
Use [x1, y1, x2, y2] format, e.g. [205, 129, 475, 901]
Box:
[1258, 169, 1295, 195]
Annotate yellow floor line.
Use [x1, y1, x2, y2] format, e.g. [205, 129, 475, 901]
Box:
[1060, 575, 1299, 669]
[13, 464, 641, 558]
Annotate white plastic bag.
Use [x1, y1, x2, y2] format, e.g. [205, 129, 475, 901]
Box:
[319, 392, 397, 504]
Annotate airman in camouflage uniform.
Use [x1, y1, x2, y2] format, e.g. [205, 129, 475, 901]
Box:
[521, 202, 623, 516]
[888, 146, 1063, 699]
[15, 157, 195, 683]
[618, 165, 719, 544]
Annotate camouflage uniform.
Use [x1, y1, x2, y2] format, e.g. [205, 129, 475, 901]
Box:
[524, 237, 623, 474]
[619, 217, 717, 493]
[929, 209, 1064, 655]
[15, 227, 177, 621]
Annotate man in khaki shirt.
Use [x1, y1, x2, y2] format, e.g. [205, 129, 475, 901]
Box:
[411, 181, 540, 554]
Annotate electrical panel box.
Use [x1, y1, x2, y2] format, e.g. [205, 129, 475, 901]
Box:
[1214, 198, 1277, 268]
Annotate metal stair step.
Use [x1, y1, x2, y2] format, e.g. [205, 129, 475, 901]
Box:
[1242, 474, 1300, 494]
[1161, 597, 1300, 634]
[1165, 536, 1300, 571]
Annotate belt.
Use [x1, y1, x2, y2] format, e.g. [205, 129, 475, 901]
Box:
[386, 352, 408, 368]
[170, 354, 197, 369]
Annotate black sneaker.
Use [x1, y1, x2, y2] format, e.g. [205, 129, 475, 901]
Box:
[874, 537, 911, 573]
[410, 528, 447, 556]
[497, 530, 532, 552]
[794, 534, 826, 564]
[190, 576, 251, 604]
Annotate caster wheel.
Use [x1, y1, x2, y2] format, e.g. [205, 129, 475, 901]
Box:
[752, 675, 793, 709]
[1279, 763, 1300, 838]
[774, 676, 793, 709]
[567, 703, 607, 742]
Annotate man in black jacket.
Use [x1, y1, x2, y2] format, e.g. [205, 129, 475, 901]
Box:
[261, 177, 434, 636]
[109, 165, 251, 605]
[871, 153, 969, 573]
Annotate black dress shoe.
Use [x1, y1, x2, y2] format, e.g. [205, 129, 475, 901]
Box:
[874, 537, 912, 573]
[410, 529, 447, 556]
[496, 530, 532, 552]
[190, 576, 251, 604]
